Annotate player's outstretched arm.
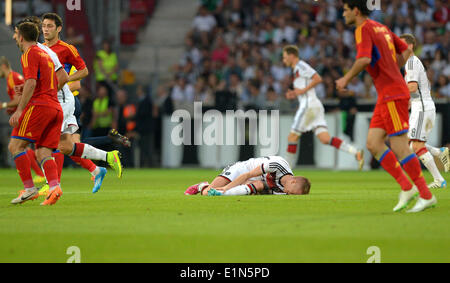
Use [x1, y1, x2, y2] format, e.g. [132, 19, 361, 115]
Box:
[218, 167, 264, 192]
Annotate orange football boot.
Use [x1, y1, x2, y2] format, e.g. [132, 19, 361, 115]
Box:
[40, 186, 63, 206]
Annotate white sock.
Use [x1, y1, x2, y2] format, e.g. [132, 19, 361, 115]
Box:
[426, 144, 441, 157]
[419, 151, 444, 182]
[91, 167, 100, 177]
[223, 185, 253, 196]
[285, 152, 298, 169]
[339, 141, 358, 156]
[81, 144, 107, 161]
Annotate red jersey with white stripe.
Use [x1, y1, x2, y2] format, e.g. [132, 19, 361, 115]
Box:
[355, 19, 410, 104]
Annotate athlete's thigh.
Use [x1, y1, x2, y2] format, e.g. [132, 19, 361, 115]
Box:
[218, 162, 246, 183]
[408, 110, 435, 142]
[209, 176, 230, 189]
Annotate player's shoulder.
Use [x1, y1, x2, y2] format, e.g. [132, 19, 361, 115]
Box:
[12, 71, 24, 81]
[21, 46, 38, 65]
[56, 40, 80, 55]
[296, 60, 312, 70]
[268, 156, 290, 168]
[407, 56, 423, 70]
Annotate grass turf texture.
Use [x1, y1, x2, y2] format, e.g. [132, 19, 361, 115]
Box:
[0, 168, 449, 263]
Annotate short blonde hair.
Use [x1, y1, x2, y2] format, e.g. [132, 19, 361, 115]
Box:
[283, 45, 299, 57]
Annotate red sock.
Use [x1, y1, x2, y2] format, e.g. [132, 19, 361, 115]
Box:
[14, 152, 34, 189]
[26, 149, 44, 177]
[330, 137, 343, 149]
[287, 144, 298, 154]
[378, 149, 413, 192]
[41, 157, 59, 188]
[401, 154, 432, 200]
[71, 143, 85, 157]
[416, 147, 428, 157]
[52, 151, 65, 183]
[70, 156, 97, 173]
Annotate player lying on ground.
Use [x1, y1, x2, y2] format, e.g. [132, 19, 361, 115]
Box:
[185, 156, 311, 196]
[281, 45, 365, 170]
[400, 33, 449, 189]
[336, 0, 436, 213]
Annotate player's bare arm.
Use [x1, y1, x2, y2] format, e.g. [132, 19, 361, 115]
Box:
[289, 73, 323, 98]
[69, 80, 81, 92]
[68, 67, 88, 83]
[407, 82, 419, 93]
[396, 47, 413, 69]
[9, 79, 36, 127]
[217, 166, 264, 192]
[335, 57, 371, 91]
[56, 68, 69, 90]
[0, 93, 21, 110]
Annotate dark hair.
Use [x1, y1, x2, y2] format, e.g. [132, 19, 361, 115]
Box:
[342, 0, 372, 16]
[15, 16, 41, 30]
[42, 13, 63, 27]
[283, 45, 299, 57]
[18, 22, 39, 42]
[400, 34, 417, 50]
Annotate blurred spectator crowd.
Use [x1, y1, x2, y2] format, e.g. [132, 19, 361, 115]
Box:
[163, 0, 449, 115]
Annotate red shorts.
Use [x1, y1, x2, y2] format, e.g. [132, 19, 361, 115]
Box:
[11, 105, 63, 149]
[370, 99, 409, 137]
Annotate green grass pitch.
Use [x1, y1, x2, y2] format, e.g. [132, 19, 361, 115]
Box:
[0, 168, 449, 263]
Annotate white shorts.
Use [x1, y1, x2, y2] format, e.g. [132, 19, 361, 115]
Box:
[408, 110, 435, 142]
[291, 102, 327, 135]
[219, 162, 248, 182]
[59, 95, 79, 135]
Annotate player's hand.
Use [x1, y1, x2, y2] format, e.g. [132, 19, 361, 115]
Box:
[335, 77, 349, 92]
[6, 107, 15, 116]
[9, 110, 22, 128]
[14, 85, 24, 96]
[286, 90, 296, 100]
[296, 88, 307, 96]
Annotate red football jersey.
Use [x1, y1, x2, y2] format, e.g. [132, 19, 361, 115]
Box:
[6, 71, 24, 101]
[48, 40, 86, 74]
[355, 19, 410, 104]
[21, 45, 60, 109]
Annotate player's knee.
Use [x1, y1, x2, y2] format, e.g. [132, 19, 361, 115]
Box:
[366, 140, 378, 154]
[59, 140, 73, 155]
[288, 133, 300, 143]
[251, 181, 265, 192]
[410, 141, 425, 153]
[319, 136, 330, 145]
[8, 141, 25, 155]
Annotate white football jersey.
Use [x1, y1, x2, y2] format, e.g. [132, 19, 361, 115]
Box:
[405, 56, 435, 111]
[293, 60, 318, 99]
[37, 42, 74, 103]
[292, 60, 324, 110]
[245, 156, 293, 191]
